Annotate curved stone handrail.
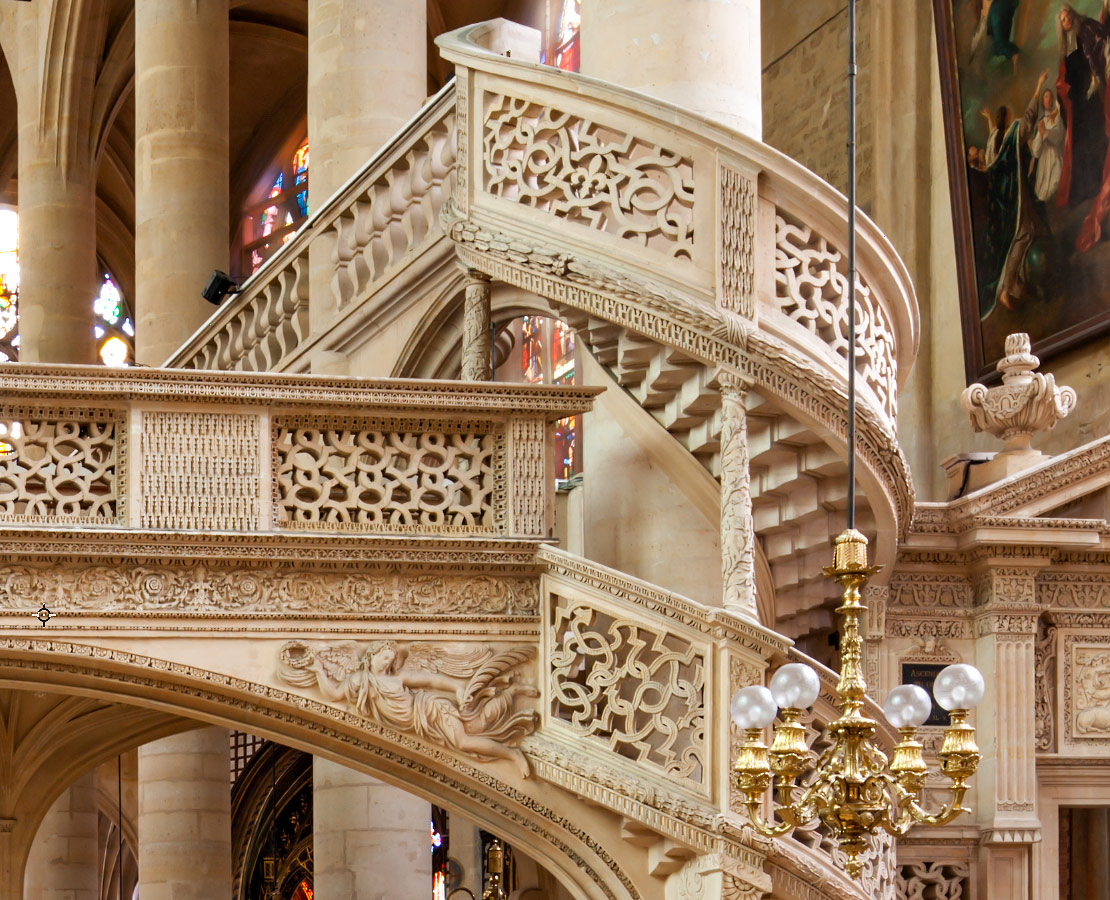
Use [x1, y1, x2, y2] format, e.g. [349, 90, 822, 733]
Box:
[436, 23, 917, 540]
[165, 82, 458, 373]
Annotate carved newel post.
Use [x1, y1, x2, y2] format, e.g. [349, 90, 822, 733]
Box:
[718, 370, 758, 619]
[462, 270, 493, 381]
[958, 333, 1076, 491]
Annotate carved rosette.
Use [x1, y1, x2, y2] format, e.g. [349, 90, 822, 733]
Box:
[961, 332, 1076, 453]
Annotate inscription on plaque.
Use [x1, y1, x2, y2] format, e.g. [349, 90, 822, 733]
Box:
[901, 662, 948, 727]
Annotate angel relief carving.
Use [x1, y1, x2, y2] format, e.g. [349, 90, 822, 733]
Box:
[277, 640, 539, 777]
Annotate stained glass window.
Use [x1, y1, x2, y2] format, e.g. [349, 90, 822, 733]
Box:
[555, 0, 581, 72]
[0, 209, 18, 362]
[95, 274, 133, 366]
[497, 314, 580, 482]
[243, 138, 310, 274]
[431, 805, 449, 900]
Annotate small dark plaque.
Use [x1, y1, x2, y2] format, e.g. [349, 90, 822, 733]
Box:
[900, 663, 949, 728]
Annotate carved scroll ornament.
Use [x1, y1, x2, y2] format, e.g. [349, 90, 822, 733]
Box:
[278, 640, 538, 778]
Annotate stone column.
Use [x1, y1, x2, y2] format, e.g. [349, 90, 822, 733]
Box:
[22, 772, 98, 900]
[461, 270, 492, 381]
[14, 1, 101, 364]
[718, 371, 757, 618]
[134, 0, 229, 366]
[138, 727, 232, 898]
[313, 758, 430, 900]
[973, 568, 1042, 900]
[307, 0, 426, 343]
[579, 0, 761, 139]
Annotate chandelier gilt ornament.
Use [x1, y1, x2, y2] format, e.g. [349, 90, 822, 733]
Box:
[729, 0, 982, 879]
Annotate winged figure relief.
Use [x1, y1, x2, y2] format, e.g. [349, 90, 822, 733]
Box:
[277, 639, 539, 778]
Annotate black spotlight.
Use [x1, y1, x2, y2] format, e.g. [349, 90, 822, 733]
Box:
[201, 270, 241, 305]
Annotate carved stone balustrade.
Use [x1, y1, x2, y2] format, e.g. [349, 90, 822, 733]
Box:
[165, 84, 458, 373]
[0, 365, 597, 538]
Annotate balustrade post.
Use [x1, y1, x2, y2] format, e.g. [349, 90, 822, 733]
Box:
[718, 370, 758, 619]
[461, 269, 492, 381]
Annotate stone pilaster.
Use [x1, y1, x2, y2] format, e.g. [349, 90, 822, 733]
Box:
[461, 270, 492, 381]
[138, 727, 232, 899]
[580, 0, 761, 139]
[313, 758, 430, 900]
[718, 371, 757, 619]
[973, 567, 1043, 900]
[135, 0, 230, 365]
[23, 772, 98, 900]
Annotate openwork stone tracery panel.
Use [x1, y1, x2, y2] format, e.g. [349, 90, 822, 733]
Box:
[273, 416, 498, 533]
[547, 588, 707, 787]
[483, 93, 696, 260]
[774, 210, 898, 418]
[141, 411, 260, 530]
[0, 409, 123, 523]
[896, 861, 970, 900]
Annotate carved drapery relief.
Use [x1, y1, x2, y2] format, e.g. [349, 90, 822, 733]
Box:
[774, 210, 898, 418]
[718, 372, 756, 618]
[1035, 621, 1057, 751]
[461, 269, 493, 381]
[278, 640, 538, 778]
[896, 861, 970, 900]
[273, 417, 497, 533]
[719, 164, 756, 318]
[141, 411, 261, 530]
[0, 564, 539, 617]
[482, 93, 696, 260]
[0, 412, 122, 523]
[548, 590, 707, 786]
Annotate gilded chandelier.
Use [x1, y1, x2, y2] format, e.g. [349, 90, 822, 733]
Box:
[730, 529, 983, 878]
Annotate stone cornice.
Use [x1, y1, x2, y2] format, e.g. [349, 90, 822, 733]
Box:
[0, 364, 601, 418]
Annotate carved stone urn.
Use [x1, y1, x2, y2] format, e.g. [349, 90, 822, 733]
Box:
[958, 333, 1076, 489]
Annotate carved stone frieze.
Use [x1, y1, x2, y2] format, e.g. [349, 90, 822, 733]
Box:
[886, 618, 973, 641]
[1063, 637, 1110, 746]
[889, 575, 972, 610]
[277, 639, 538, 778]
[718, 372, 756, 617]
[1040, 574, 1110, 610]
[0, 564, 540, 618]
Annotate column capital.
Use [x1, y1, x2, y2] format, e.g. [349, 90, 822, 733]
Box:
[716, 367, 752, 397]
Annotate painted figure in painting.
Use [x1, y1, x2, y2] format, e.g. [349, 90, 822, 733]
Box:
[943, 0, 1110, 372]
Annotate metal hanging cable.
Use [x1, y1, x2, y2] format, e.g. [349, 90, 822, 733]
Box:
[846, 0, 858, 531]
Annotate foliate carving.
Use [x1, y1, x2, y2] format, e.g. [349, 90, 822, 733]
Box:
[887, 618, 973, 641]
[278, 640, 538, 778]
[974, 567, 1037, 607]
[548, 590, 707, 785]
[839, 828, 897, 900]
[273, 417, 496, 533]
[896, 861, 970, 900]
[141, 411, 259, 530]
[718, 374, 756, 617]
[1035, 621, 1057, 752]
[1040, 575, 1110, 610]
[961, 332, 1076, 451]
[0, 413, 122, 523]
[0, 564, 539, 617]
[483, 93, 696, 260]
[461, 270, 493, 381]
[774, 210, 898, 418]
[719, 165, 756, 318]
[890, 575, 972, 609]
[455, 74, 469, 214]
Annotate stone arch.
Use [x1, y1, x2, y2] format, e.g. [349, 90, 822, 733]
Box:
[0, 639, 645, 900]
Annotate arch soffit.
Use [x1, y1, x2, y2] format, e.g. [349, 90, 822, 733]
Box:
[0, 641, 643, 900]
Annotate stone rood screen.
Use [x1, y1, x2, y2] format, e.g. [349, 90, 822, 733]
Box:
[0, 366, 598, 537]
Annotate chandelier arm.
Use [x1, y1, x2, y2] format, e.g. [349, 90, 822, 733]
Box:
[881, 783, 971, 835]
[743, 799, 795, 837]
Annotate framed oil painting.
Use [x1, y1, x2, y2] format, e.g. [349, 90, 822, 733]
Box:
[935, 0, 1110, 383]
